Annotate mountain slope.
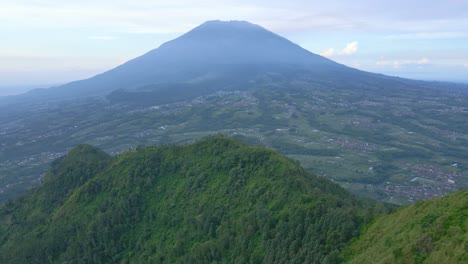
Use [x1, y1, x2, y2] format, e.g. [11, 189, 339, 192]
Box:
[344, 190, 468, 264]
[11, 20, 360, 102]
[0, 136, 388, 263]
[2, 20, 463, 107]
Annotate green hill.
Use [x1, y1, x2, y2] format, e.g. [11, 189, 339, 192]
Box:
[0, 136, 387, 263]
[343, 190, 468, 264]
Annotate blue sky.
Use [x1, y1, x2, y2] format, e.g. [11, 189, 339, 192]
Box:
[1, 0, 468, 91]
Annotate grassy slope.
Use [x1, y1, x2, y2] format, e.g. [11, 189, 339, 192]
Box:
[343, 190, 468, 264]
[0, 136, 387, 263]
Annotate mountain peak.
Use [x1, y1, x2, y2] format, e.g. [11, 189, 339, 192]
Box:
[200, 19, 259, 26]
[152, 19, 334, 66]
[195, 20, 264, 31]
[18, 20, 343, 100]
[164, 19, 279, 44]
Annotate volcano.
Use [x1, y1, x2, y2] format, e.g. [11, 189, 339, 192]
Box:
[22, 20, 375, 101]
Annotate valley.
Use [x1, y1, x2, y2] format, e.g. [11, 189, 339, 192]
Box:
[0, 20, 467, 205]
[0, 18, 467, 263]
[1, 77, 466, 204]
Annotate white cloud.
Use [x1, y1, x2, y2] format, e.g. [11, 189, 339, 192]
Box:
[417, 57, 430, 64]
[375, 60, 398, 68]
[0, 55, 122, 85]
[340, 41, 358, 55]
[2, 1, 468, 36]
[88, 36, 117, 40]
[0, 55, 121, 72]
[320, 48, 335, 57]
[385, 32, 468, 40]
[464, 63, 468, 68]
[0, 2, 365, 35]
[376, 57, 430, 68]
[0, 2, 256, 34]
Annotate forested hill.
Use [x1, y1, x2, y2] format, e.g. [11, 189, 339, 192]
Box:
[0, 136, 388, 263]
[344, 190, 467, 263]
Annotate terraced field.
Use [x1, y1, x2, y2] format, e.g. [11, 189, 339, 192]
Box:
[1, 80, 467, 204]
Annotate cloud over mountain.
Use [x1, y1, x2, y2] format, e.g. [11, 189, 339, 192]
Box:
[341, 41, 358, 55]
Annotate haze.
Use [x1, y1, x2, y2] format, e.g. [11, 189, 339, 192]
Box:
[1, 0, 468, 94]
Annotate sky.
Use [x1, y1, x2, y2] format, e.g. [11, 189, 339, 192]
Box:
[1, 0, 468, 93]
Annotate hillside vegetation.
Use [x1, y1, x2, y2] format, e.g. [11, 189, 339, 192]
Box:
[344, 190, 468, 264]
[0, 136, 388, 263]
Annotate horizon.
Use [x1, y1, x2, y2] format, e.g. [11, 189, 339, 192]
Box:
[1, 1, 468, 92]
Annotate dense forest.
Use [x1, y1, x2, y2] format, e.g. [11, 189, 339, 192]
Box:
[344, 190, 467, 264]
[0, 136, 390, 263]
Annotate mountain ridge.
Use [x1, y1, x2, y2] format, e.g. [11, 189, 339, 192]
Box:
[0, 136, 388, 263]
